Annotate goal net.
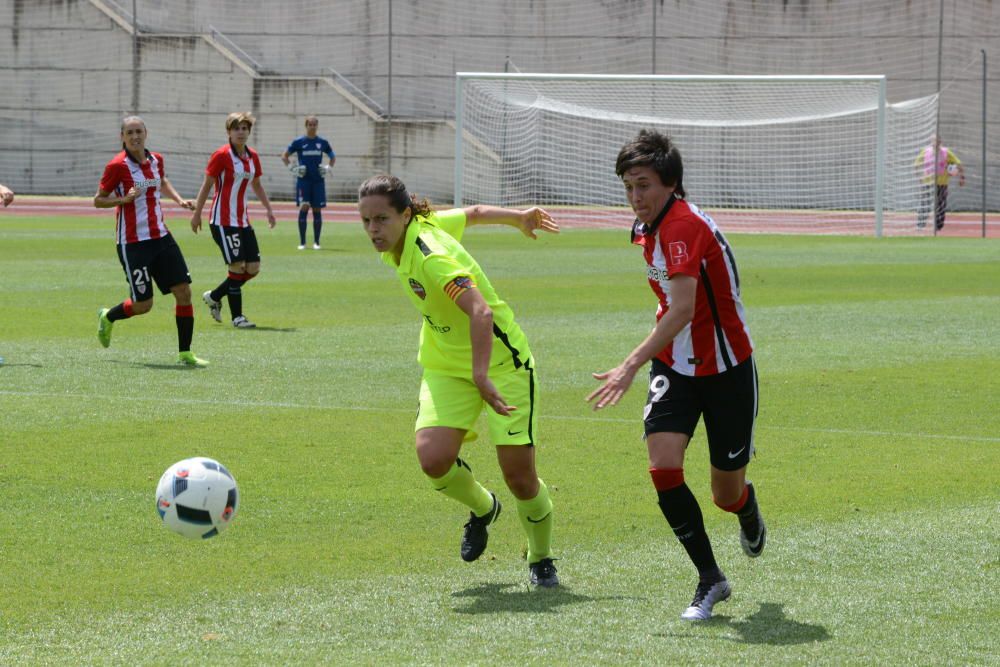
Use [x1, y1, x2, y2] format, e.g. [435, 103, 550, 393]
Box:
[455, 73, 939, 236]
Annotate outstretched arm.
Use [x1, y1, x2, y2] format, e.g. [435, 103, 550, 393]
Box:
[463, 205, 559, 239]
[587, 275, 697, 410]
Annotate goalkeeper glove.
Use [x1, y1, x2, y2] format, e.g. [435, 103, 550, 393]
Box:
[288, 164, 306, 178]
[320, 164, 330, 179]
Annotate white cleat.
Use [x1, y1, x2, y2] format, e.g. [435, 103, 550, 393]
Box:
[312, 243, 321, 250]
[232, 315, 256, 329]
[202, 291, 222, 323]
[681, 579, 731, 621]
[297, 244, 306, 250]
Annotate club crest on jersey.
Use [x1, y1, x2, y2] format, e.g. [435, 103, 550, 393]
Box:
[409, 278, 426, 299]
[668, 241, 689, 266]
[137, 284, 147, 294]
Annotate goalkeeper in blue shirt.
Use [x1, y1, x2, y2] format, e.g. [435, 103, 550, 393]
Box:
[282, 116, 335, 249]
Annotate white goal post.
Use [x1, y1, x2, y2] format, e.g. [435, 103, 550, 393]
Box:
[455, 73, 937, 236]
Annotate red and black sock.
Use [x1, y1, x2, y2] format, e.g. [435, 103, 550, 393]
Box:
[210, 271, 241, 304]
[717, 482, 761, 539]
[650, 468, 723, 582]
[106, 299, 135, 322]
[175, 304, 194, 352]
[210, 271, 245, 320]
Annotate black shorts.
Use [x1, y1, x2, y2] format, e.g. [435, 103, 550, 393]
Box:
[211, 225, 260, 264]
[643, 355, 759, 471]
[116, 235, 191, 302]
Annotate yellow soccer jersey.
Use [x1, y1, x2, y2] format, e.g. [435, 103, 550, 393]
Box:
[381, 208, 531, 376]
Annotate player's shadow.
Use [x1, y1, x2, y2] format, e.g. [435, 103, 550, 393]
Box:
[0, 362, 43, 368]
[451, 582, 630, 615]
[107, 359, 206, 371]
[241, 326, 298, 333]
[660, 602, 830, 646]
[130, 362, 205, 371]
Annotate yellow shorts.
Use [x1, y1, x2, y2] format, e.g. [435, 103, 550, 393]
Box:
[415, 363, 538, 445]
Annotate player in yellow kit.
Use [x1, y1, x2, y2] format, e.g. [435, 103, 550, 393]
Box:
[358, 174, 560, 587]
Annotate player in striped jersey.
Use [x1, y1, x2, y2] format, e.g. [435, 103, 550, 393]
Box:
[93, 116, 208, 367]
[588, 130, 765, 621]
[358, 174, 561, 587]
[190, 112, 277, 329]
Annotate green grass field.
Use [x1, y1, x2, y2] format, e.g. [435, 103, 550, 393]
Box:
[1, 215, 998, 665]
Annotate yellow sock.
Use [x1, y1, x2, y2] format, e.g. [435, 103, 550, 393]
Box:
[516, 479, 553, 564]
[427, 458, 494, 517]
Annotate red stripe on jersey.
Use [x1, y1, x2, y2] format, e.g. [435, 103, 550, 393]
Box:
[634, 199, 753, 377]
[139, 159, 161, 240]
[212, 171, 228, 228]
[122, 183, 139, 244]
[235, 171, 250, 226]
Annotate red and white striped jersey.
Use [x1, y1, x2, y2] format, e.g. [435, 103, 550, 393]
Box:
[99, 150, 168, 244]
[206, 144, 262, 228]
[631, 196, 753, 376]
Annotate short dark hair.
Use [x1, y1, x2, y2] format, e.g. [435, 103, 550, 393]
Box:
[615, 129, 685, 198]
[357, 174, 432, 217]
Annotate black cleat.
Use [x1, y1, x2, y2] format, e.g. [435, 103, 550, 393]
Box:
[738, 482, 767, 558]
[460, 493, 501, 562]
[529, 558, 560, 588]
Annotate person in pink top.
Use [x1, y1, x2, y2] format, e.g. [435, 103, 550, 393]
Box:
[587, 129, 765, 622]
[914, 135, 965, 231]
[93, 116, 208, 367]
[191, 112, 277, 328]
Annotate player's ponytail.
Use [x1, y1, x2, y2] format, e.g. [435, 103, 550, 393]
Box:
[358, 174, 432, 219]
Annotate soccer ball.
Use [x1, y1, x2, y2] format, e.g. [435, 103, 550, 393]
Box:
[156, 457, 239, 539]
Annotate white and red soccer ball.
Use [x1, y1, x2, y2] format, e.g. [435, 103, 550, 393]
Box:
[156, 457, 239, 539]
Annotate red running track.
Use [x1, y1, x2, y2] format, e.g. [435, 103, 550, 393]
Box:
[4, 197, 997, 237]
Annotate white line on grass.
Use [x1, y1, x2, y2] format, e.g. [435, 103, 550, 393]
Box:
[3, 389, 997, 443]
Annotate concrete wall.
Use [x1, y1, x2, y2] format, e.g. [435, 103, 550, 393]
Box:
[0, 0, 996, 210]
[0, 1, 453, 200]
